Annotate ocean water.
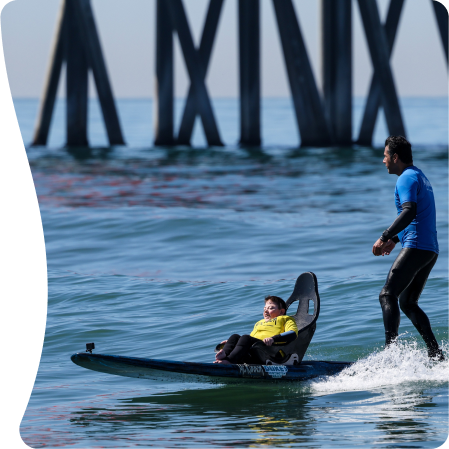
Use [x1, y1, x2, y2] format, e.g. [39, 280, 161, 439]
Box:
[16, 98, 448, 448]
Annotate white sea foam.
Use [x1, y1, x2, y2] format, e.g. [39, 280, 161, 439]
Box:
[309, 340, 449, 394]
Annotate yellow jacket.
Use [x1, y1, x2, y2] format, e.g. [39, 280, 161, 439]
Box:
[250, 315, 298, 343]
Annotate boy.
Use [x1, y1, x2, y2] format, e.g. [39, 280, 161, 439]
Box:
[214, 295, 298, 364]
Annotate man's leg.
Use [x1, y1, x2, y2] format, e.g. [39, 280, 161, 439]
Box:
[398, 252, 443, 359]
[379, 248, 436, 347]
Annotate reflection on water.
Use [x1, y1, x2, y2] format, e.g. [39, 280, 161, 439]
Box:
[50, 146, 378, 211]
[67, 386, 315, 447]
[372, 387, 447, 442]
[53, 384, 447, 448]
[29, 144, 448, 213]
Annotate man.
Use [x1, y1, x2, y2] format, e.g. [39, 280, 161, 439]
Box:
[372, 135, 444, 361]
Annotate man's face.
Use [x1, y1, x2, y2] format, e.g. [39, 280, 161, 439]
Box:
[383, 146, 398, 174]
[263, 300, 285, 321]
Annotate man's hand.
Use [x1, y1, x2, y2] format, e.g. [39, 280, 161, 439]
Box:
[263, 337, 274, 346]
[382, 239, 396, 256]
[372, 238, 389, 256]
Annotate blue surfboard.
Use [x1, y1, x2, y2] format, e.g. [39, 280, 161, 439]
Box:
[71, 352, 352, 382]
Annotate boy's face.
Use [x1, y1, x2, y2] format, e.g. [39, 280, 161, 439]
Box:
[263, 300, 285, 321]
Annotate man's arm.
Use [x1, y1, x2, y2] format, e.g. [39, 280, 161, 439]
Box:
[373, 202, 417, 256]
[380, 202, 417, 242]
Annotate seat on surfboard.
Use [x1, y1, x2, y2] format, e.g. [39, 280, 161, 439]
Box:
[214, 272, 320, 365]
[250, 272, 320, 365]
[249, 272, 320, 365]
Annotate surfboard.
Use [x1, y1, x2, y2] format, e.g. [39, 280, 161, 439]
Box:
[71, 273, 352, 383]
[71, 352, 352, 382]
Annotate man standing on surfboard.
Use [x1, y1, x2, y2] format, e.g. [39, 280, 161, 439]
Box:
[372, 136, 444, 361]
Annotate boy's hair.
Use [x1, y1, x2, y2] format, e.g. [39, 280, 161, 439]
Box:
[385, 135, 413, 164]
[265, 295, 287, 312]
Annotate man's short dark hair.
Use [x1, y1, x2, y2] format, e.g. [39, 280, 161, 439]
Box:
[265, 295, 287, 311]
[385, 135, 413, 164]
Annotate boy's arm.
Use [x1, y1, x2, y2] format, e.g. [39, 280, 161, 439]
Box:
[271, 317, 298, 344]
[271, 331, 297, 345]
[284, 316, 299, 335]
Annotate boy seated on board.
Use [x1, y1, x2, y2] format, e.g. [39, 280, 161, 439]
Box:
[214, 296, 298, 364]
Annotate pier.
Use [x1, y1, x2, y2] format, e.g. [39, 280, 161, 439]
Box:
[32, 0, 448, 148]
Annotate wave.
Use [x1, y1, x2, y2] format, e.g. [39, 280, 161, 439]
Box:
[309, 339, 448, 393]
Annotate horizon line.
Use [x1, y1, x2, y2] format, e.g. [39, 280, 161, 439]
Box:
[11, 95, 449, 101]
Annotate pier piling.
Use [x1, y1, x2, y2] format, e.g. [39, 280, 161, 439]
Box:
[177, 0, 224, 145]
[239, 0, 261, 146]
[167, 0, 223, 146]
[72, 0, 125, 146]
[357, 0, 405, 146]
[322, 0, 352, 146]
[432, 0, 448, 64]
[357, 0, 405, 139]
[65, 0, 89, 147]
[32, 2, 66, 146]
[155, 0, 174, 146]
[273, 0, 332, 147]
[33, 0, 447, 149]
[33, 0, 124, 147]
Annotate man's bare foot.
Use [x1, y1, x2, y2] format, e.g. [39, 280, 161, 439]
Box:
[215, 349, 227, 361]
[214, 359, 231, 364]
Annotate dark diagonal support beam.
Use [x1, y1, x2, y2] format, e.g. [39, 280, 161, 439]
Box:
[32, 1, 66, 146]
[357, 0, 405, 146]
[322, 0, 352, 146]
[72, 0, 125, 145]
[357, 0, 405, 139]
[272, 0, 332, 147]
[177, 0, 224, 145]
[239, 0, 261, 146]
[167, 0, 223, 146]
[431, 0, 448, 64]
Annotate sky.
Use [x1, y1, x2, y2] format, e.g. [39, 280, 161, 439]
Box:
[1, 0, 447, 99]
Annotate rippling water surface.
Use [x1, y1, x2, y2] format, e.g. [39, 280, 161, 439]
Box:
[17, 98, 448, 448]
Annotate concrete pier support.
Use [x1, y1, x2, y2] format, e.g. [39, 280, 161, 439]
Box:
[167, 0, 223, 146]
[322, 0, 352, 145]
[272, 0, 332, 147]
[357, 0, 405, 139]
[177, 0, 224, 145]
[432, 0, 448, 64]
[358, 0, 404, 146]
[65, 0, 88, 147]
[34, 0, 447, 150]
[239, 0, 261, 146]
[32, 1, 66, 146]
[33, 0, 124, 147]
[72, 0, 125, 146]
[155, 0, 174, 146]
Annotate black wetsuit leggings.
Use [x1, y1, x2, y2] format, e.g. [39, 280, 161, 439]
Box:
[379, 248, 439, 352]
[222, 334, 260, 364]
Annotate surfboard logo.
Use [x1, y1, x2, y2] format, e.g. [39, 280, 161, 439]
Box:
[262, 365, 288, 378]
[237, 364, 264, 377]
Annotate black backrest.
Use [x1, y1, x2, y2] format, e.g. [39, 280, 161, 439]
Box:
[285, 272, 320, 332]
